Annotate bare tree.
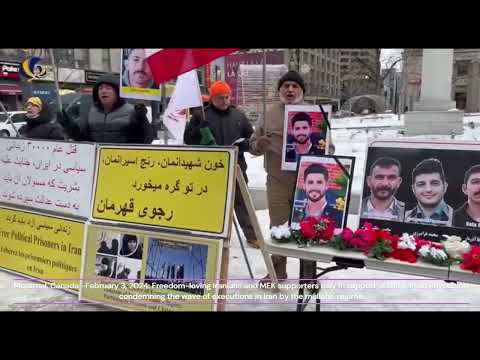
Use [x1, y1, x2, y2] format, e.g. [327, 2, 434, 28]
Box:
[353, 49, 402, 95]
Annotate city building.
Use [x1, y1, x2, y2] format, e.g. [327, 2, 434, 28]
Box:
[402, 48, 480, 112]
[339, 48, 381, 102]
[0, 48, 121, 111]
[224, 49, 341, 109]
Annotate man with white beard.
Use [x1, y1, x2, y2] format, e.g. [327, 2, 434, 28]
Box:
[250, 71, 335, 283]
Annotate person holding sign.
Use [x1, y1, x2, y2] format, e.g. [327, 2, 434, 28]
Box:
[58, 73, 154, 143]
[250, 70, 330, 283]
[453, 165, 480, 228]
[184, 81, 258, 247]
[18, 97, 67, 140]
[405, 158, 453, 226]
[122, 49, 155, 89]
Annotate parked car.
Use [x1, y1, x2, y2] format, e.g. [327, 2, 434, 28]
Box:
[0, 111, 26, 137]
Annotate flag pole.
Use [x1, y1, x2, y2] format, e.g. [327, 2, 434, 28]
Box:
[262, 49, 267, 127]
[0, 100, 20, 137]
[49, 49, 63, 115]
[161, 83, 169, 144]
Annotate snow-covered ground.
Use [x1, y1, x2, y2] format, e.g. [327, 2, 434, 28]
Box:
[3, 113, 480, 311]
[2, 210, 480, 311]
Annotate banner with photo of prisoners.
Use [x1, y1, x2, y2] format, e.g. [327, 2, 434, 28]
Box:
[80, 223, 222, 312]
[360, 140, 480, 244]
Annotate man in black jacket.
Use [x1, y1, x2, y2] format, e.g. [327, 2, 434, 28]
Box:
[184, 81, 258, 247]
[58, 73, 154, 144]
[18, 97, 66, 140]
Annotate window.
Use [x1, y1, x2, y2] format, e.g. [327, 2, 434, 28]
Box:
[11, 114, 25, 123]
[457, 62, 468, 76]
[0, 113, 25, 124]
[102, 49, 110, 72]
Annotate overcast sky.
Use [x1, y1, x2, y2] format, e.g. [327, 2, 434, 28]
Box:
[381, 49, 403, 69]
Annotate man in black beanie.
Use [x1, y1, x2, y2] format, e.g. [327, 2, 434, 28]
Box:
[277, 70, 306, 94]
[250, 70, 334, 284]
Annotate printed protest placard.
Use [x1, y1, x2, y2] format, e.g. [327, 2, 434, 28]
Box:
[0, 206, 85, 289]
[0, 138, 96, 218]
[91, 146, 237, 238]
[290, 154, 355, 231]
[80, 223, 222, 311]
[119, 48, 161, 101]
[360, 139, 480, 244]
[282, 105, 330, 171]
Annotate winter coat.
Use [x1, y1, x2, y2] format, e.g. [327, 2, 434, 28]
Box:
[184, 104, 254, 179]
[249, 101, 335, 226]
[18, 114, 66, 140]
[61, 73, 154, 144]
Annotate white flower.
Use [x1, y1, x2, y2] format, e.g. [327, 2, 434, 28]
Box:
[443, 235, 462, 242]
[270, 223, 291, 240]
[430, 247, 448, 260]
[290, 222, 300, 231]
[419, 245, 431, 258]
[398, 233, 416, 251]
[442, 237, 471, 260]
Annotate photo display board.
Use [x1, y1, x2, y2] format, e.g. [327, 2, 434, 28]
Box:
[360, 139, 480, 244]
[80, 222, 222, 311]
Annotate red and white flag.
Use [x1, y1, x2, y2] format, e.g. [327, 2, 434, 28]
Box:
[163, 70, 203, 141]
[145, 48, 238, 85]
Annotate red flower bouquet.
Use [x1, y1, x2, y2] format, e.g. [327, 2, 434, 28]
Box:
[294, 216, 336, 247]
[299, 216, 318, 239]
[390, 248, 417, 263]
[461, 246, 480, 273]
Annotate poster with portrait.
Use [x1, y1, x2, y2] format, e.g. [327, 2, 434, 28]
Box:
[80, 223, 222, 311]
[290, 154, 355, 232]
[360, 139, 480, 244]
[281, 105, 330, 171]
[119, 48, 161, 101]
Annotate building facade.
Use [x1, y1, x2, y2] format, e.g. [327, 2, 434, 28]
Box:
[0, 48, 120, 110]
[402, 48, 480, 112]
[339, 48, 381, 102]
[224, 49, 341, 108]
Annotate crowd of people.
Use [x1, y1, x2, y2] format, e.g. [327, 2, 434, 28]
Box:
[8, 66, 332, 285]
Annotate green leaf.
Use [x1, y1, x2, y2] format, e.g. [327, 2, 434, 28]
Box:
[368, 239, 393, 260]
[330, 235, 347, 251]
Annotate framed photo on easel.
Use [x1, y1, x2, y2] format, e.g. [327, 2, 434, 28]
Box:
[290, 154, 355, 232]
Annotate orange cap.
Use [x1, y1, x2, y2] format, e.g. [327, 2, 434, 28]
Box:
[209, 81, 231, 98]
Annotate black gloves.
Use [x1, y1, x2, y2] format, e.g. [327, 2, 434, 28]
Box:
[235, 138, 250, 152]
[56, 109, 73, 127]
[134, 103, 147, 117]
[132, 104, 148, 123]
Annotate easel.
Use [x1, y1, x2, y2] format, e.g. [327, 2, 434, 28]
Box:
[234, 164, 279, 286]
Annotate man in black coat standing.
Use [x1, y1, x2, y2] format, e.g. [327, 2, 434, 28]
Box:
[184, 81, 258, 247]
[58, 73, 154, 144]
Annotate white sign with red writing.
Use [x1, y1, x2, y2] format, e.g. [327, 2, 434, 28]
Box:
[0, 138, 96, 218]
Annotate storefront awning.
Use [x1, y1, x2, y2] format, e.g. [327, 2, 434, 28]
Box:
[0, 84, 22, 95]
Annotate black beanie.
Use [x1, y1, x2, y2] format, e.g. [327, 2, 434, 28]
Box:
[277, 70, 305, 93]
